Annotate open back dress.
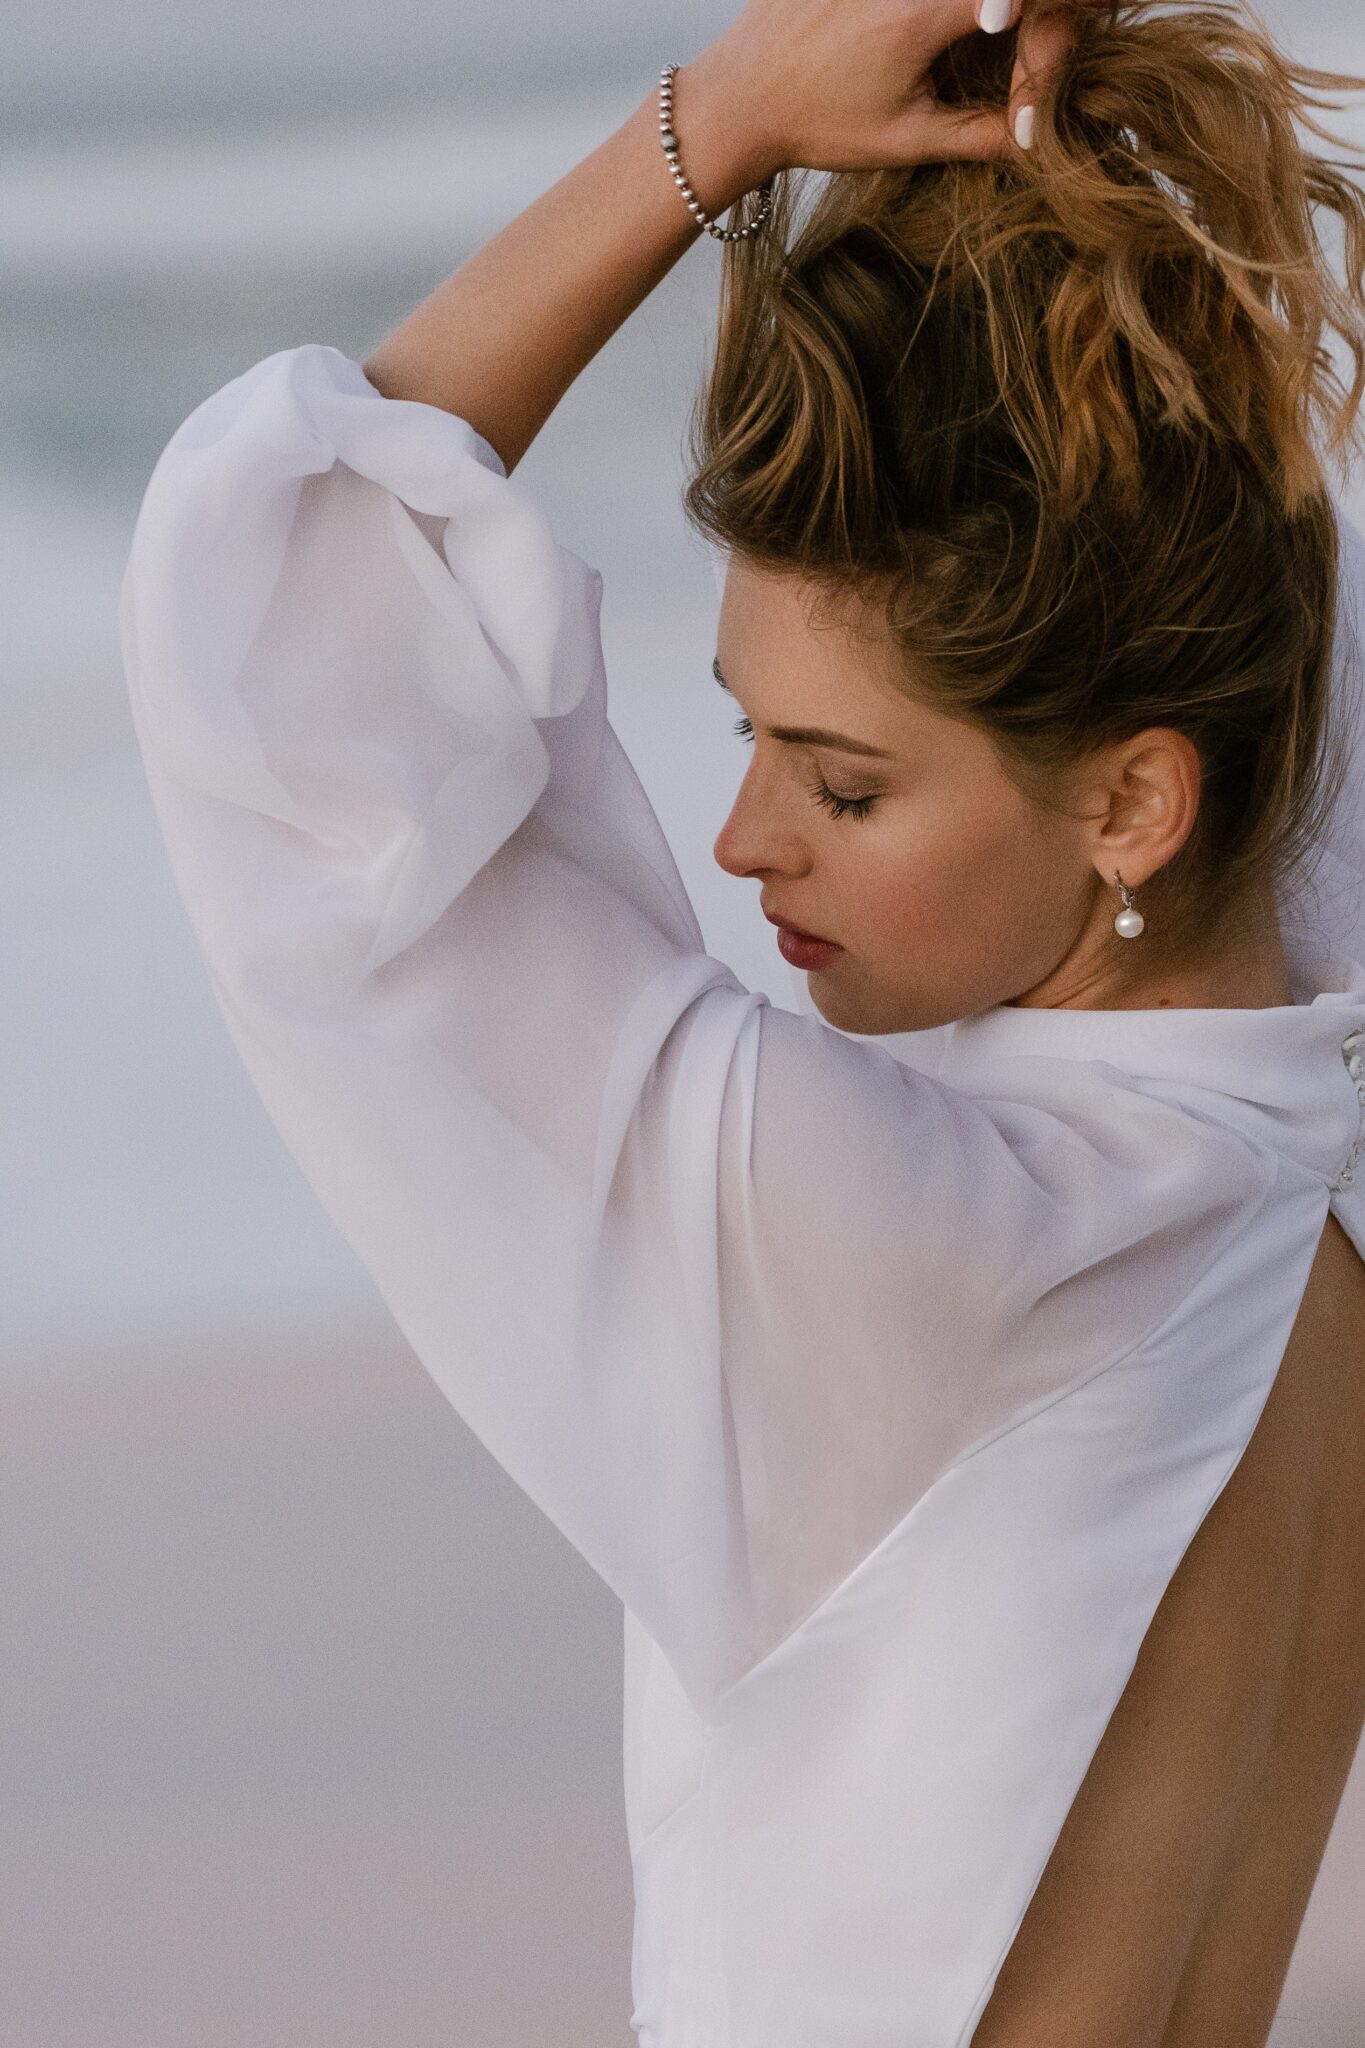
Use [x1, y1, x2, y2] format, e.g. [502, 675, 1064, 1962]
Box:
[118, 343, 1365, 2046]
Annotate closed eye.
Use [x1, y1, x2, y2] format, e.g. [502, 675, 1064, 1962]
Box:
[731, 711, 879, 821]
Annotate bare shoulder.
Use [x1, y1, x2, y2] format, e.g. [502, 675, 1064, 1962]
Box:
[971, 1211, 1365, 2048]
[1157, 1212, 1365, 2045]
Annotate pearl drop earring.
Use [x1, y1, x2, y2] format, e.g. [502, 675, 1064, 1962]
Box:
[1113, 872, 1145, 939]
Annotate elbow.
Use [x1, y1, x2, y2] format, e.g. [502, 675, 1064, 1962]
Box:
[359, 348, 405, 402]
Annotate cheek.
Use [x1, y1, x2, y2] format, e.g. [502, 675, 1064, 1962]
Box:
[840, 788, 1082, 1000]
[851, 795, 1023, 933]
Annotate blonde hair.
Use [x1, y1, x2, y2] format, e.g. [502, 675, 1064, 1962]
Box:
[684, 0, 1365, 947]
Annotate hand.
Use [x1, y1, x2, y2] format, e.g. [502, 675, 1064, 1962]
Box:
[684, 0, 1085, 179]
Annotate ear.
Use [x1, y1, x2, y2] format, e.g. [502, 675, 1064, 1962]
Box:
[1075, 728, 1202, 890]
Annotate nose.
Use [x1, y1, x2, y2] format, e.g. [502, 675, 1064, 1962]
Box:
[712, 765, 810, 881]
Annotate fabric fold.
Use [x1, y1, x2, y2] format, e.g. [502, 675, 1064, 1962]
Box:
[120, 340, 1365, 2042]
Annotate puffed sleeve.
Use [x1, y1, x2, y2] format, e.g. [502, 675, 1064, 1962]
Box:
[119, 344, 1275, 1719]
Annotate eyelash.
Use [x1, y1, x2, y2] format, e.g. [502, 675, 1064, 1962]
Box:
[730, 713, 879, 822]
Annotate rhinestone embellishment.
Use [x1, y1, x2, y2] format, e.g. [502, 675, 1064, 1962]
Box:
[1346, 1027, 1365, 1085]
[1339, 1027, 1365, 1190]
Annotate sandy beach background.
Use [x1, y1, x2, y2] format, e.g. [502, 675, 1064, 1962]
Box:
[4, 0, 1365, 2039]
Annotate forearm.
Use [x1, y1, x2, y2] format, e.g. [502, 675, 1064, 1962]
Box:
[361, 52, 774, 473]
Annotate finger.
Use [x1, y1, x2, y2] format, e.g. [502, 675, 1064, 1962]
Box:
[1008, 0, 1082, 148]
[973, 0, 1021, 34]
[911, 100, 1015, 164]
[916, 0, 1020, 49]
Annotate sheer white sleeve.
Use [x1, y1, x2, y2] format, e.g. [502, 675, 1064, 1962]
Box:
[119, 344, 1274, 1718]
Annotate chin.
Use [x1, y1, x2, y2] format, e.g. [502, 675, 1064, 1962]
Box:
[809, 977, 910, 1037]
[810, 972, 976, 1038]
[802, 976, 854, 1031]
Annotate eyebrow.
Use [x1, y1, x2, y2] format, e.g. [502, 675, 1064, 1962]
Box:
[712, 658, 895, 760]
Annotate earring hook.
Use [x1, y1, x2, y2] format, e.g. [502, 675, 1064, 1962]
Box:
[1112, 871, 1145, 939]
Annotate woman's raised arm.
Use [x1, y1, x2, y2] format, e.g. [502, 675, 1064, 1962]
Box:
[119, 0, 1144, 1726]
[359, 58, 762, 472]
[360, 0, 1066, 471]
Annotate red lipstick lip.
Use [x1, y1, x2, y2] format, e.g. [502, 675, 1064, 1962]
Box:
[762, 909, 839, 947]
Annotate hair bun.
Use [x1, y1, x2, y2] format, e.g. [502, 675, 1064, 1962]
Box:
[683, 3, 1365, 957]
[1003, 0, 1365, 512]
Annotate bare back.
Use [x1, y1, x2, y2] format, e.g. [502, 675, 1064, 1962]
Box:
[973, 1210, 1365, 2048]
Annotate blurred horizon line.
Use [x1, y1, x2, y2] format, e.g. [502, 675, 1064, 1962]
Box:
[0, 90, 632, 286]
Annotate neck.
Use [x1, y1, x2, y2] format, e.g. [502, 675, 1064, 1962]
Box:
[1012, 884, 1297, 1013]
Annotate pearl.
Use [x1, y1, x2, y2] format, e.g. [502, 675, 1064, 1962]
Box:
[1114, 906, 1145, 939]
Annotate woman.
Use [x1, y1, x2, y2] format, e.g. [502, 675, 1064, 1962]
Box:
[119, 0, 1365, 2039]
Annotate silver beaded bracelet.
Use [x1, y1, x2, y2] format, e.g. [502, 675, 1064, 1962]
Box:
[658, 64, 775, 243]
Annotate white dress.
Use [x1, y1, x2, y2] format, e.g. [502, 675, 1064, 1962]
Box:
[119, 342, 1365, 2046]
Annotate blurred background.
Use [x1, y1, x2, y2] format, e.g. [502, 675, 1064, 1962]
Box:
[4, 1, 1365, 2042]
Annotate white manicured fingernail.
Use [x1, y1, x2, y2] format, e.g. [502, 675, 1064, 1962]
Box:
[1013, 102, 1036, 148]
[977, 0, 1012, 31]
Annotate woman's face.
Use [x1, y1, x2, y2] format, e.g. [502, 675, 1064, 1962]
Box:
[712, 557, 1100, 1035]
